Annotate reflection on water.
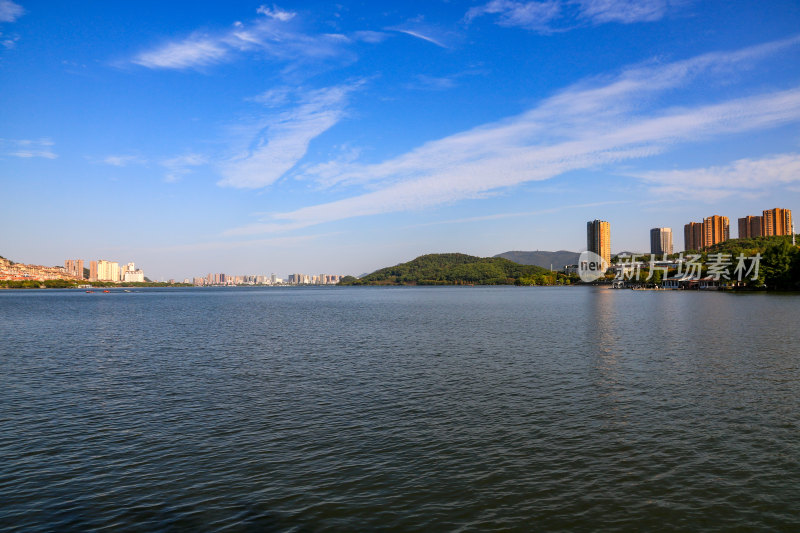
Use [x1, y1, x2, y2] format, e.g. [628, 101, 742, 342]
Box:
[0, 286, 798, 531]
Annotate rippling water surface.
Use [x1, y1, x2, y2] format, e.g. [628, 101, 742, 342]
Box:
[1, 286, 798, 531]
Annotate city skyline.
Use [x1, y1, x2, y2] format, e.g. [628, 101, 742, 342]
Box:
[2, 1, 800, 279]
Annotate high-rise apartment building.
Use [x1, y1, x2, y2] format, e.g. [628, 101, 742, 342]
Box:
[650, 227, 673, 255]
[89, 260, 98, 281]
[684, 217, 728, 250]
[684, 222, 703, 251]
[762, 208, 793, 236]
[738, 215, 763, 239]
[586, 220, 611, 265]
[702, 215, 729, 249]
[95, 260, 120, 282]
[64, 259, 84, 279]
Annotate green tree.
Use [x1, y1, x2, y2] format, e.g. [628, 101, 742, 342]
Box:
[760, 241, 800, 290]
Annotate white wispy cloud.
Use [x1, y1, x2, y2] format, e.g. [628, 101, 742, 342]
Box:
[465, 0, 563, 32]
[352, 30, 391, 44]
[391, 28, 448, 48]
[162, 153, 207, 182]
[134, 37, 229, 69]
[466, 0, 684, 32]
[256, 4, 296, 22]
[0, 138, 57, 159]
[1, 31, 18, 49]
[132, 5, 357, 71]
[407, 74, 458, 91]
[218, 81, 363, 189]
[630, 153, 800, 198]
[224, 38, 800, 235]
[576, 0, 675, 24]
[386, 18, 455, 49]
[102, 154, 147, 167]
[0, 0, 24, 23]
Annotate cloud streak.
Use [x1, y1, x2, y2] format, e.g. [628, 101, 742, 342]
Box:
[631, 153, 800, 198]
[0, 0, 23, 23]
[466, 0, 685, 32]
[162, 153, 207, 182]
[1, 138, 57, 159]
[102, 154, 147, 167]
[218, 82, 363, 189]
[224, 38, 800, 235]
[131, 5, 362, 71]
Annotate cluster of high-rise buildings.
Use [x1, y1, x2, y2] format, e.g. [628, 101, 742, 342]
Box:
[737, 208, 793, 240]
[64, 259, 145, 282]
[684, 207, 793, 251]
[192, 272, 343, 286]
[586, 207, 794, 260]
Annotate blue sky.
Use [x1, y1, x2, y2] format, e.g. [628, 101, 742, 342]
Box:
[2, 0, 800, 279]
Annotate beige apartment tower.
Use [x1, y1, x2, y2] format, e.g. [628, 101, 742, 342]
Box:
[95, 260, 120, 282]
[762, 208, 793, 236]
[587, 220, 611, 265]
[650, 227, 673, 255]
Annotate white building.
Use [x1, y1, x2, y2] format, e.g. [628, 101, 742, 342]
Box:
[121, 262, 145, 283]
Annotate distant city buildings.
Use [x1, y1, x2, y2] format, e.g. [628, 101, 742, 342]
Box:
[587, 220, 611, 265]
[683, 208, 793, 251]
[737, 208, 792, 238]
[650, 227, 673, 255]
[1, 257, 75, 281]
[85, 259, 145, 282]
[192, 272, 341, 286]
[684, 215, 729, 251]
[64, 259, 84, 279]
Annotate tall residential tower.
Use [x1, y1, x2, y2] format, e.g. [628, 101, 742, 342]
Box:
[738, 215, 763, 239]
[702, 215, 730, 249]
[684, 222, 703, 251]
[587, 220, 611, 265]
[650, 227, 673, 256]
[762, 208, 793, 236]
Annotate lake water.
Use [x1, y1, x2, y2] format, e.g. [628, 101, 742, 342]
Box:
[1, 286, 798, 531]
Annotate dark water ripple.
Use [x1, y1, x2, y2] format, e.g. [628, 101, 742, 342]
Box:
[1, 286, 799, 531]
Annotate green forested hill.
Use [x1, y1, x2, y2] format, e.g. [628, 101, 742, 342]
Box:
[340, 253, 571, 286]
[701, 235, 800, 290]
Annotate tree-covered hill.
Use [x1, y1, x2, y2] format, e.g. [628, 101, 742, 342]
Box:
[339, 253, 574, 286]
[692, 235, 800, 290]
[702, 235, 794, 256]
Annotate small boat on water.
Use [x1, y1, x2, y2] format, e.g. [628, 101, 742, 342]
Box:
[85, 290, 94, 293]
[103, 290, 111, 293]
